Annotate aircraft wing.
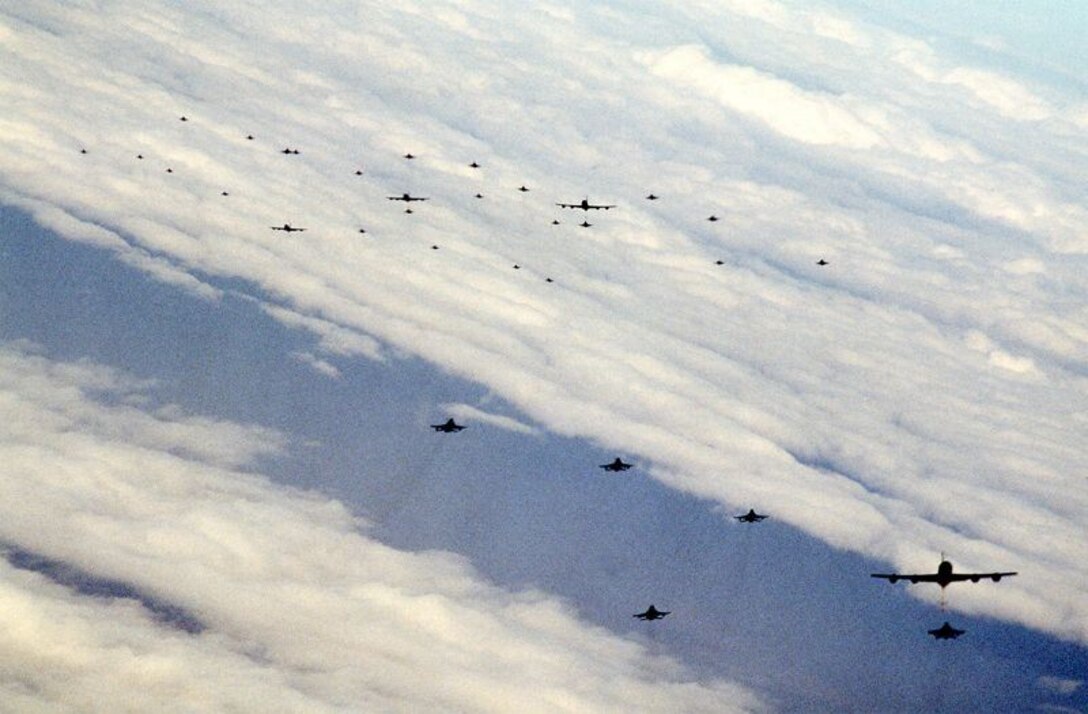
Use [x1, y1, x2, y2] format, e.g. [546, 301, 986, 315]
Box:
[556, 202, 575, 208]
[589, 204, 615, 210]
[870, 573, 942, 583]
[948, 571, 1018, 582]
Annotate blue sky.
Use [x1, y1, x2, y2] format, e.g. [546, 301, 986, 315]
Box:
[1, 1, 1087, 712]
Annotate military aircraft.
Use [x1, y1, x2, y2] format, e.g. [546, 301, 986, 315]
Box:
[735, 509, 768, 523]
[871, 559, 1017, 588]
[634, 605, 670, 621]
[387, 193, 429, 203]
[556, 198, 616, 211]
[600, 458, 633, 472]
[707, 215, 719, 222]
[431, 418, 466, 433]
[280, 148, 300, 155]
[579, 220, 592, 228]
[518, 186, 530, 192]
[270, 224, 306, 232]
[928, 622, 965, 640]
[646, 194, 659, 200]
[816, 259, 829, 266]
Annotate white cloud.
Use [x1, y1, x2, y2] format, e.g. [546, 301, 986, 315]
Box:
[0, 342, 762, 712]
[443, 402, 540, 435]
[1, 0, 1087, 652]
[290, 350, 342, 379]
[1038, 675, 1083, 696]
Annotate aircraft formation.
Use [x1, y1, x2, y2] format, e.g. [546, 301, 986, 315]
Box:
[78, 120, 1010, 641]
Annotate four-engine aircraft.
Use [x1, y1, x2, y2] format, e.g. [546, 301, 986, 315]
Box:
[388, 193, 429, 202]
[557, 197, 616, 211]
[634, 605, 670, 621]
[270, 224, 306, 232]
[871, 559, 1017, 588]
[431, 418, 466, 433]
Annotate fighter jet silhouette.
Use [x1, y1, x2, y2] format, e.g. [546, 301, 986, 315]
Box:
[600, 458, 633, 472]
[871, 559, 1017, 588]
[518, 186, 530, 192]
[928, 622, 965, 640]
[431, 418, 466, 433]
[469, 161, 480, 168]
[707, 215, 719, 222]
[280, 148, 300, 155]
[556, 198, 616, 211]
[579, 220, 592, 228]
[634, 605, 670, 621]
[646, 194, 659, 200]
[387, 193, 429, 203]
[735, 509, 768, 523]
[270, 224, 306, 232]
[816, 259, 829, 266]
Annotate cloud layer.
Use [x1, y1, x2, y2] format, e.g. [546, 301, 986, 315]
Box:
[0, 341, 760, 712]
[0, 0, 1086, 652]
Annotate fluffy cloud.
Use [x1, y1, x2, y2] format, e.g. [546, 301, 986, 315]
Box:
[0, 0, 1086, 652]
[0, 342, 761, 712]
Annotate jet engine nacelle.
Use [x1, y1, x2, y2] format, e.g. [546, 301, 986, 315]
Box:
[992, 574, 1002, 582]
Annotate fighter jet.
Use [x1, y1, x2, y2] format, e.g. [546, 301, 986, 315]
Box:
[871, 559, 1017, 588]
[387, 193, 429, 203]
[280, 148, 300, 155]
[735, 509, 768, 523]
[634, 605, 670, 621]
[469, 161, 480, 168]
[600, 458, 633, 472]
[646, 194, 659, 200]
[928, 622, 965, 640]
[707, 215, 719, 222]
[556, 198, 616, 211]
[518, 186, 530, 192]
[270, 224, 306, 232]
[579, 220, 592, 228]
[816, 259, 829, 266]
[431, 418, 466, 433]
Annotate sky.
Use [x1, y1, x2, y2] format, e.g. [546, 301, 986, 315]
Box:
[1, 1, 1086, 712]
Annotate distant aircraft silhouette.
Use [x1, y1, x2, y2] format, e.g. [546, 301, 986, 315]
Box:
[551, 220, 560, 225]
[735, 509, 768, 523]
[600, 458, 633, 472]
[475, 193, 484, 199]
[707, 215, 719, 222]
[270, 224, 306, 232]
[518, 186, 530, 192]
[928, 622, 965, 640]
[816, 259, 829, 266]
[871, 559, 1017, 588]
[404, 153, 415, 159]
[556, 198, 615, 211]
[431, 418, 466, 433]
[579, 220, 592, 228]
[387, 193, 429, 202]
[355, 170, 363, 176]
[469, 161, 480, 168]
[280, 148, 300, 155]
[634, 605, 670, 621]
[246, 135, 254, 140]
[646, 194, 659, 200]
